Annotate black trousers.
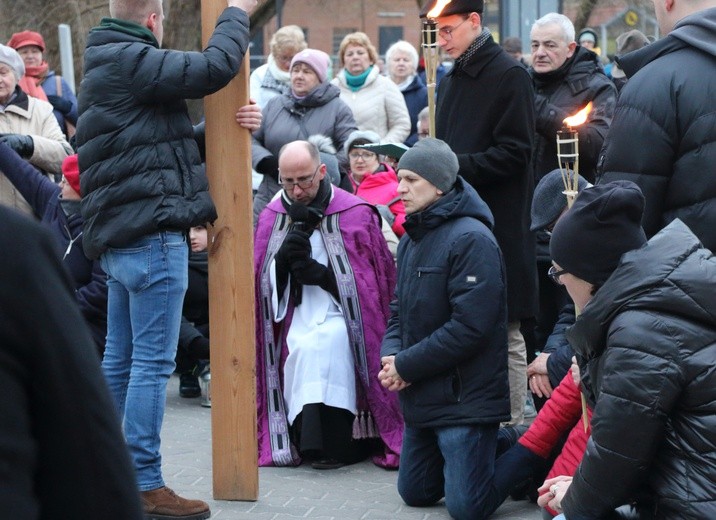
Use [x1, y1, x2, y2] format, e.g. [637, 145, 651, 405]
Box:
[291, 403, 370, 463]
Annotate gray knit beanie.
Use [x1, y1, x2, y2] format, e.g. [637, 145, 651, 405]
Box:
[397, 138, 458, 192]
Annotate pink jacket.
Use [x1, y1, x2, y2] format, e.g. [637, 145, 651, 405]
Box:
[351, 164, 406, 236]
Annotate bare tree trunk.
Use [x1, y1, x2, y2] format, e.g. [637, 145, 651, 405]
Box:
[573, 0, 600, 32]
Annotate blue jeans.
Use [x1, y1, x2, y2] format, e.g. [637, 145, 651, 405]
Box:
[398, 423, 499, 520]
[100, 231, 188, 491]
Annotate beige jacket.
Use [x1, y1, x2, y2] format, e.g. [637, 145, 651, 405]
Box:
[332, 67, 410, 144]
[0, 91, 72, 215]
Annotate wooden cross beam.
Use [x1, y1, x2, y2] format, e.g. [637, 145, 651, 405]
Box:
[201, 0, 258, 501]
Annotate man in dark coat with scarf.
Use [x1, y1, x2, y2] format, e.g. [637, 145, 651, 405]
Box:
[529, 12, 616, 184]
[254, 140, 403, 471]
[598, 0, 716, 252]
[540, 181, 716, 519]
[380, 138, 510, 520]
[422, 0, 536, 426]
[75, 0, 258, 517]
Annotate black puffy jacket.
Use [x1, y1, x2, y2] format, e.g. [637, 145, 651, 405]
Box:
[381, 177, 510, 427]
[562, 220, 716, 519]
[598, 8, 716, 251]
[76, 8, 250, 259]
[531, 46, 616, 183]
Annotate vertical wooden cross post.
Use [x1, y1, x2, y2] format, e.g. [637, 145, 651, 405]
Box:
[201, 1, 258, 501]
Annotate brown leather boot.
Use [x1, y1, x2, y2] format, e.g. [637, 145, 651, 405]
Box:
[141, 486, 210, 520]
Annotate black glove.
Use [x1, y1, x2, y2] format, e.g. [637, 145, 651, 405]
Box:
[256, 155, 280, 182]
[193, 121, 206, 162]
[0, 134, 34, 159]
[46, 94, 72, 115]
[534, 94, 568, 137]
[291, 257, 339, 298]
[275, 229, 311, 269]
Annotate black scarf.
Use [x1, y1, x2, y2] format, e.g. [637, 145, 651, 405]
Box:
[531, 52, 577, 89]
[454, 27, 492, 71]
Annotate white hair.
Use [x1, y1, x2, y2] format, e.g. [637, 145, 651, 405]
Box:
[385, 40, 419, 70]
[532, 13, 575, 44]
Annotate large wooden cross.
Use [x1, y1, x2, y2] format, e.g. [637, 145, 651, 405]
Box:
[201, 0, 258, 501]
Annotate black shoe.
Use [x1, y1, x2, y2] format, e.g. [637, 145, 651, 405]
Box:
[311, 458, 345, 470]
[179, 373, 201, 398]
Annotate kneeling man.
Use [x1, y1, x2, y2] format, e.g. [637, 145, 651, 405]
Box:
[380, 138, 510, 520]
[254, 140, 403, 470]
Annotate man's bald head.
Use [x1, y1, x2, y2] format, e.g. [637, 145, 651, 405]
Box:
[278, 141, 326, 204]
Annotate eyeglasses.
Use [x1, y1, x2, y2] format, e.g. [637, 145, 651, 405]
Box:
[547, 265, 568, 285]
[279, 165, 320, 189]
[438, 17, 469, 41]
[348, 151, 377, 161]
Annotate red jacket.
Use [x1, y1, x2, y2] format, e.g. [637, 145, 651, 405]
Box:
[519, 369, 592, 516]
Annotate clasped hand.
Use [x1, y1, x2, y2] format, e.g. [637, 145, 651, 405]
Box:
[378, 356, 410, 392]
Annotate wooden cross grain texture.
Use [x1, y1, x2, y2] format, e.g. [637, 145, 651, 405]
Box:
[201, 0, 258, 501]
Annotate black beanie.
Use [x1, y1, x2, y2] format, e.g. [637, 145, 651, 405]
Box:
[550, 181, 647, 286]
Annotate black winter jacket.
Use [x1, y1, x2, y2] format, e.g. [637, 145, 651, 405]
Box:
[77, 8, 250, 259]
[436, 35, 537, 322]
[531, 46, 616, 182]
[562, 220, 716, 519]
[381, 177, 510, 427]
[598, 8, 716, 251]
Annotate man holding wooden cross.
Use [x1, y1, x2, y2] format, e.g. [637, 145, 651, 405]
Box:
[75, 0, 258, 518]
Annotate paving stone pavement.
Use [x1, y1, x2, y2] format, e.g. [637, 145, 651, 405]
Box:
[162, 375, 544, 520]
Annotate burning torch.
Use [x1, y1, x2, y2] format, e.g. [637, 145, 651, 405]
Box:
[421, 0, 453, 137]
[556, 101, 593, 432]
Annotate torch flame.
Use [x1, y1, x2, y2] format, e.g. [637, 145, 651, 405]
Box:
[563, 102, 592, 127]
[427, 0, 453, 19]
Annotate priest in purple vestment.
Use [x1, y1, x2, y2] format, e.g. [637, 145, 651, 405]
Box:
[254, 140, 403, 469]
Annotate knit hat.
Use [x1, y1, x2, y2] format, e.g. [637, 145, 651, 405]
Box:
[62, 154, 81, 195]
[577, 28, 598, 46]
[612, 30, 649, 79]
[290, 49, 330, 83]
[7, 30, 46, 52]
[397, 138, 458, 193]
[550, 181, 647, 286]
[420, 0, 484, 17]
[531, 169, 590, 231]
[0, 44, 25, 80]
[344, 130, 381, 153]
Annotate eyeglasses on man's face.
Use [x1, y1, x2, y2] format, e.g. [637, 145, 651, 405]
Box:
[279, 164, 320, 190]
[438, 17, 469, 41]
[548, 265, 568, 285]
[348, 151, 377, 161]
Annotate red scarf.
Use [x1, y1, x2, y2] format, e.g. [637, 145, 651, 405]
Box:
[18, 62, 49, 102]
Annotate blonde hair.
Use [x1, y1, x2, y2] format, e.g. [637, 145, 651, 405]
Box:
[270, 25, 306, 59]
[338, 32, 378, 67]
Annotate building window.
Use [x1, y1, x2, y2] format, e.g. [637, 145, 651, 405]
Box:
[333, 28, 358, 56]
[379, 26, 404, 56]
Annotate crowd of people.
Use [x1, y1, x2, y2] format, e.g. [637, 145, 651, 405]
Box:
[1, 0, 715, 519]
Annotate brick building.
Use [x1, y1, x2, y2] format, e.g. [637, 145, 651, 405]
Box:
[250, 0, 656, 65]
